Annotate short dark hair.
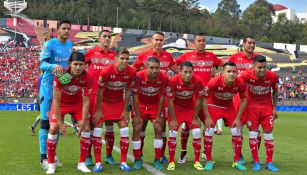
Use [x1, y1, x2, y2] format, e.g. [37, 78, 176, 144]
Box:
[98, 30, 111, 38]
[180, 61, 193, 70]
[57, 20, 71, 29]
[116, 47, 129, 57]
[223, 61, 236, 68]
[147, 57, 160, 65]
[68, 51, 85, 62]
[153, 32, 164, 37]
[194, 32, 205, 38]
[243, 35, 255, 43]
[253, 55, 266, 63]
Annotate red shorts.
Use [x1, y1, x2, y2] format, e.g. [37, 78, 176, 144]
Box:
[94, 100, 125, 125]
[49, 103, 87, 123]
[233, 94, 247, 124]
[168, 106, 199, 131]
[207, 105, 236, 127]
[246, 105, 274, 131]
[132, 103, 159, 121]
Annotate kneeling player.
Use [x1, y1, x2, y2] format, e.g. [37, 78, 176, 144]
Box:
[94, 48, 136, 172]
[132, 57, 168, 170]
[46, 52, 92, 174]
[166, 61, 204, 171]
[240, 55, 279, 172]
[202, 62, 247, 171]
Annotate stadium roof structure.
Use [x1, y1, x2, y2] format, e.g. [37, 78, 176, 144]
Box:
[272, 4, 288, 11]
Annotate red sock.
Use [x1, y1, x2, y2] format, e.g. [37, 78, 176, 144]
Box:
[140, 134, 145, 156]
[249, 138, 259, 162]
[154, 139, 163, 160]
[204, 136, 213, 161]
[92, 136, 102, 163]
[232, 136, 243, 162]
[133, 140, 141, 161]
[265, 139, 274, 163]
[105, 131, 114, 155]
[87, 138, 92, 157]
[257, 132, 262, 150]
[120, 137, 129, 163]
[47, 138, 57, 163]
[193, 138, 201, 162]
[80, 136, 91, 162]
[162, 136, 167, 157]
[168, 137, 177, 163]
[181, 128, 189, 151]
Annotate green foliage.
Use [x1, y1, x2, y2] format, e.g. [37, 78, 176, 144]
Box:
[1, 0, 306, 44]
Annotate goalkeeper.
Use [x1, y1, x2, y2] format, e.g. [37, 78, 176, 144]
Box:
[38, 20, 73, 170]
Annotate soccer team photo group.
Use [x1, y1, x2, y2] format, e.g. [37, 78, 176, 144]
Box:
[1, 0, 307, 175]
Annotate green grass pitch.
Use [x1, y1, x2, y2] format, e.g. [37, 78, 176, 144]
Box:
[0, 111, 306, 175]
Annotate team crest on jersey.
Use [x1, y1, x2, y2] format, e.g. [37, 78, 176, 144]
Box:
[265, 80, 270, 84]
[142, 81, 146, 85]
[124, 75, 129, 79]
[233, 87, 238, 90]
[218, 87, 223, 91]
[42, 45, 48, 50]
[250, 79, 255, 83]
[247, 121, 252, 127]
[110, 75, 116, 78]
[157, 81, 161, 84]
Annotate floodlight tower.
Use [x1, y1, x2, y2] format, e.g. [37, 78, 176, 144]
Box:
[4, 0, 27, 27]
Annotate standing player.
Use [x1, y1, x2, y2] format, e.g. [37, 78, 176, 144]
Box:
[228, 36, 258, 163]
[133, 32, 179, 163]
[166, 61, 204, 171]
[94, 48, 136, 172]
[240, 55, 279, 172]
[45, 52, 92, 174]
[132, 57, 168, 170]
[39, 20, 73, 169]
[202, 62, 247, 171]
[84, 30, 116, 171]
[175, 32, 223, 163]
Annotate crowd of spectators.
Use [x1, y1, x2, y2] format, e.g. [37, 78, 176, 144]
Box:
[278, 75, 307, 101]
[0, 40, 307, 104]
[0, 42, 40, 98]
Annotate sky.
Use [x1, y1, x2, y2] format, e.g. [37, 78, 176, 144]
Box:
[199, 0, 307, 13]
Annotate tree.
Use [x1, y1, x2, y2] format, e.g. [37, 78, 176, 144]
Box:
[242, 0, 273, 40]
[213, 0, 242, 38]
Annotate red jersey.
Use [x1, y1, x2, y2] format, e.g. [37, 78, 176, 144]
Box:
[167, 74, 204, 108]
[98, 64, 136, 103]
[176, 50, 221, 86]
[229, 52, 258, 75]
[53, 71, 93, 104]
[133, 49, 176, 72]
[205, 75, 246, 108]
[240, 69, 278, 106]
[85, 47, 116, 92]
[134, 70, 168, 105]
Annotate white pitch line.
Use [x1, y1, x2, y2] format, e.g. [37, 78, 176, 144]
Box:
[102, 140, 167, 175]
